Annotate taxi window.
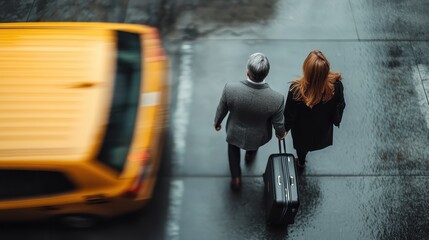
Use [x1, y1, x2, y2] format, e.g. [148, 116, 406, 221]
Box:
[0, 170, 75, 200]
[97, 31, 142, 173]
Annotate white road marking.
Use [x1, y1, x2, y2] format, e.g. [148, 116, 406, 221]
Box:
[172, 43, 193, 167]
[165, 43, 193, 240]
[165, 180, 185, 240]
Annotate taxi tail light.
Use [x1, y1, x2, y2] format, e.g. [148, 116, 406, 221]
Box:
[123, 150, 151, 198]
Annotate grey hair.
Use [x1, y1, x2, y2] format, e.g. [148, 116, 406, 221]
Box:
[247, 53, 270, 82]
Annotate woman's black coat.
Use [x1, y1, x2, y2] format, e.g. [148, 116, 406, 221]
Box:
[284, 81, 344, 151]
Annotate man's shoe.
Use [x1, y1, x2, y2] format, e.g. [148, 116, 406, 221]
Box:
[230, 178, 241, 191]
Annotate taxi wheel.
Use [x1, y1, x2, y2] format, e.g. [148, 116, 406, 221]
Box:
[57, 214, 100, 229]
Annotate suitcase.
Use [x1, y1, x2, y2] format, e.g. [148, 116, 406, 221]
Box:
[263, 139, 300, 225]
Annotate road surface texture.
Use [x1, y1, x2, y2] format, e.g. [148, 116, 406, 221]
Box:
[0, 0, 428, 239]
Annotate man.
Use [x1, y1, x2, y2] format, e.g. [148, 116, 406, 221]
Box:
[214, 52, 286, 191]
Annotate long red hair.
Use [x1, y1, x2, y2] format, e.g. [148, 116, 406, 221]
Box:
[290, 50, 342, 108]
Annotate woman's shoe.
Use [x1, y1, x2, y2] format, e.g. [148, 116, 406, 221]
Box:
[230, 177, 241, 191]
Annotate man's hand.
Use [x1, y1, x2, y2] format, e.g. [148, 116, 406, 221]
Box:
[214, 123, 221, 131]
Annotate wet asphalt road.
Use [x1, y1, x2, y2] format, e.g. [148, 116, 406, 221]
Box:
[1, 0, 429, 240]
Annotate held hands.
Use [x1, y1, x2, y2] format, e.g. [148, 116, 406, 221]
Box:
[276, 131, 288, 140]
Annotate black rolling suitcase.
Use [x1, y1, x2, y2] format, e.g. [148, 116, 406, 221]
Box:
[263, 139, 300, 225]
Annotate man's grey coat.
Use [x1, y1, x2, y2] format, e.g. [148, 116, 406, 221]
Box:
[214, 80, 285, 150]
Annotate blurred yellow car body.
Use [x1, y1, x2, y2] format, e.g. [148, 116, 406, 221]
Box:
[0, 22, 169, 226]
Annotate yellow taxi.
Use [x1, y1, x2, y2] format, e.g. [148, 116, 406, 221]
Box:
[0, 22, 169, 227]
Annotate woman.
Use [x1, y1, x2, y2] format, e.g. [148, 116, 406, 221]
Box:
[284, 50, 345, 168]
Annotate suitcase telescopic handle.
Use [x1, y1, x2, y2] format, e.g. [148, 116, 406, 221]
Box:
[278, 139, 287, 154]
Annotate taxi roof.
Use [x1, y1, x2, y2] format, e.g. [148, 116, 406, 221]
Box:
[0, 22, 144, 162]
